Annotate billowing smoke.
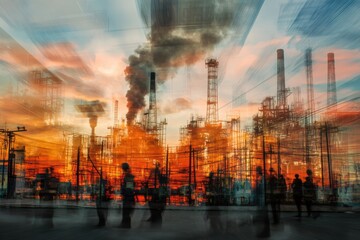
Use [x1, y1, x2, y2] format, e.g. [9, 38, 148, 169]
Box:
[125, 0, 263, 124]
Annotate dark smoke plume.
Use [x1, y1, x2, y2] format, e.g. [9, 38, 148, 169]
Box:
[125, 0, 263, 124]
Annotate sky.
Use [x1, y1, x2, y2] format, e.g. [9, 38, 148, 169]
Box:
[0, 0, 359, 146]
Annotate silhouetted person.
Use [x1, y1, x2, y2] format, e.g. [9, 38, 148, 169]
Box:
[291, 174, 303, 217]
[303, 177, 316, 217]
[38, 167, 58, 228]
[120, 162, 135, 228]
[67, 180, 72, 200]
[254, 166, 270, 238]
[147, 161, 166, 226]
[206, 172, 216, 206]
[268, 168, 280, 224]
[278, 174, 287, 203]
[205, 205, 223, 234]
[96, 180, 110, 227]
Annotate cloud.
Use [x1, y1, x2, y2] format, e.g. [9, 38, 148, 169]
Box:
[124, 0, 264, 124]
[162, 97, 192, 114]
[39, 42, 93, 75]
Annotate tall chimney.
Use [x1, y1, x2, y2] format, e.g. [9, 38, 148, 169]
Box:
[327, 53, 337, 109]
[114, 100, 119, 126]
[148, 72, 157, 132]
[305, 48, 315, 125]
[277, 49, 286, 109]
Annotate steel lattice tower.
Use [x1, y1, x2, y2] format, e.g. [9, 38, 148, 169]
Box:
[205, 59, 219, 124]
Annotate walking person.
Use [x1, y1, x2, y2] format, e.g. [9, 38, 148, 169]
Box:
[291, 174, 303, 217]
[303, 177, 316, 217]
[268, 168, 280, 224]
[147, 161, 166, 226]
[96, 179, 111, 227]
[277, 174, 287, 221]
[254, 166, 270, 238]
[120, 162, 135, 228]
[278, 174, 287, 204]
[38, 167, 58, 228]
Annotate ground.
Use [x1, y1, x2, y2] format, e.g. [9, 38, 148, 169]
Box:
[0, 200, 359, 239]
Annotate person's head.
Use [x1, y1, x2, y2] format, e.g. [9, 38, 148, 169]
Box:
[295, 174, 299, 179]
[256, 166, 262, 175]
[152, 159, 160, 168]
[121, 162, 130, 172]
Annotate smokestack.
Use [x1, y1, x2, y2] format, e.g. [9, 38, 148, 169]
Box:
[150, 72, 156, 93]
[305, 48, 315, 124]
[327, 53, 337, 108]
[277, 49, 286, 109]
[114, 100, 119, 125]
[125, 1, 264, 124]
[148, 72, 157, 132]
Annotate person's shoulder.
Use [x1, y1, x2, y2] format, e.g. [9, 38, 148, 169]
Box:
[126, 173, 135, 178]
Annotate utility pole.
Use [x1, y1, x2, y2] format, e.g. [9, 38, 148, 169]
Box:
[76, 146, 80, 202]
[188, 144, 192, 206]
[277, 136, 281, 176]
[193, 148, 196, 192]
[320, 127, 325, 189]
[325, 123, 333, 189]
[165, 146, 170, 204]
[1, 141, 6, 197]
[262, 134, 267, 204]
[0, 127, 27, 198]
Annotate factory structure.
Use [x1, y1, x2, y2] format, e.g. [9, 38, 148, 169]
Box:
[0, 0, 359, 206]
[1, 45, 359, 206]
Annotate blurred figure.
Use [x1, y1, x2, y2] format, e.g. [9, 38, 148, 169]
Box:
[38, 167, 58, 228]
[67, 180, 72, 200]
[303, 176, 316, 217]
[268, 168, 280, 224]
[291, 174, 303, 217]
[120, 162, 135, 228]
[205, 206, 223, 235]
[205, 172, 223, 234]
[278, 174, 287, 204]
[96, 179, 110, 227]
[254, 166, 270, 238]
[206, 172, 216, 206]
[147, 161, 166, 227]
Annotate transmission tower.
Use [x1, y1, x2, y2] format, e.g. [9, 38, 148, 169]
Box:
[205, 59, 219, 124]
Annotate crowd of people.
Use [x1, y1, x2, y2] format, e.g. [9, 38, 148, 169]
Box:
[96, 161, 167, 228]
[254, 167, 320, 237]
[36, 164, 321, 230]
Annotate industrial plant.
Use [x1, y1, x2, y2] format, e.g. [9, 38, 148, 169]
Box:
[0, 0, 358, 215]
